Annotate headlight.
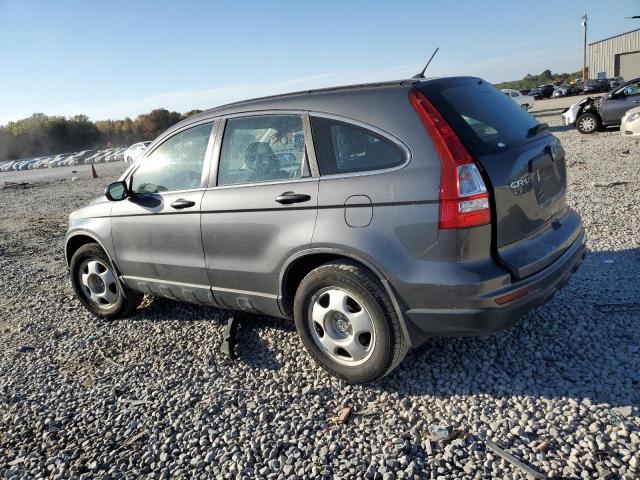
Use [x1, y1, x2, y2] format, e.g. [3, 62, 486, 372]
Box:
[626, 112, 640, 122]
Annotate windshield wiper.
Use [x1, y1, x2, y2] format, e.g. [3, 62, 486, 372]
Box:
[527, 123, 548, 137]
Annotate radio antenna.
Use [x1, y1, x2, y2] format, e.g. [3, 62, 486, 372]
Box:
[412, 47, 439, 79]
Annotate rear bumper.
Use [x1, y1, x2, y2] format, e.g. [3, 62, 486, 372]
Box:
[401, 228, 586, 345]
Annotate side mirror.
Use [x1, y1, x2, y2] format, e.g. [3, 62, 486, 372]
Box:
[105, 180, 128, 201]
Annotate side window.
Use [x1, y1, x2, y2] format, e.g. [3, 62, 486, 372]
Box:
[623, 82, 640, 96]
[218, 115, 305, 186]
[510, 92, 519, 98]
[310, 116, 405, 175]
[131, 123, 212, 194]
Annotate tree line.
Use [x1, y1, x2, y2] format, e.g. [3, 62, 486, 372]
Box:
[0, 108, 202, 161]
[495, 69, 585, 91]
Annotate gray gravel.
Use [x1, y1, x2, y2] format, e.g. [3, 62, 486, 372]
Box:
[1, 103, 639, 479]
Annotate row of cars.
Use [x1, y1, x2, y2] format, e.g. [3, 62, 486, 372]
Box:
[0, 147, 127, 173]
[562, 77, 640, 137]
[522, 77, 624, 100]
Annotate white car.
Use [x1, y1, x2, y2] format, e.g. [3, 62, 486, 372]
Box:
[123, 141, 152, 164]
[501, 89, 535, 111]
[621, 106, 640, 138]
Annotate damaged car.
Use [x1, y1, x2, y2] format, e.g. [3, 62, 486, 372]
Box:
[562, 77, 640, 134]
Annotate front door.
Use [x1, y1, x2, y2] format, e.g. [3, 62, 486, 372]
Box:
[601, 80, 640, 124]
[111, 121, 216, 304]
[200, 113, 318, 317]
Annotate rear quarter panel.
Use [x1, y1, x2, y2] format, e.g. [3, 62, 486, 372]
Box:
[308, 87, 442, 278]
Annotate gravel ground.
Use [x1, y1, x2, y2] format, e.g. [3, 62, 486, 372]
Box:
[1, 105, 639, 479]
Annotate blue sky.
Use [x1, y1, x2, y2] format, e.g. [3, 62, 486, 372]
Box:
[1, 0, 638, 124]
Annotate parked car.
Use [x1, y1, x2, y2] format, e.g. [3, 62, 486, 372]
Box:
[552, 85, 572, 98]
[582, 80, 603, 94]
[528, 88, 544, 100]
[538, 84, 555, 98]
[620, 106, 640, 138]
[65, 77, 585, 383]
[562, 77, 640, 133]
[500, 88, 535, 110]
[609, 76, 624, 89]
[123, 141, 152, 164]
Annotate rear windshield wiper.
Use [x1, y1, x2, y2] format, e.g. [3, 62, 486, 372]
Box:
[527, 123, 548, 137]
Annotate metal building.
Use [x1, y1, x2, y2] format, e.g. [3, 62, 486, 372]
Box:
[589, 28, 640, 79]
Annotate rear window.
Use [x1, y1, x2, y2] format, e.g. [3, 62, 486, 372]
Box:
[310, 117, 405, 175]
[419, 78, 540, 155]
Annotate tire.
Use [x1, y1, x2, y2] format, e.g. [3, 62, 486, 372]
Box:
[521, 104, 529, 111]
[293, 260, 409, 384]
[70, 243, 142, 319]
[576, 113, 600, 134]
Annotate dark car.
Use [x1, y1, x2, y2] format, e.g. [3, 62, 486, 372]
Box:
[538, 84, 555, 98]
[529, 88, 544, 100]
[582, 81, 603, 94]
[552, 85, 572, 98]
[597, 79, 611, 92]
[65, 77, 585, 383]
[609, 77, 624, 89]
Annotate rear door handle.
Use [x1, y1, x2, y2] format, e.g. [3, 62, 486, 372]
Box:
[170, 198, 196, 209]
[275, 191, 311, 204]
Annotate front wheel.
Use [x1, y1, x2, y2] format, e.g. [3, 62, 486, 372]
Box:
[70, 243, 142, 318]
[293, 261, 409, 383]
[576, 113, 600, 134]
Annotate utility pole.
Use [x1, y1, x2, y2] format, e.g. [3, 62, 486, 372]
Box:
[581, 14, 588, 81]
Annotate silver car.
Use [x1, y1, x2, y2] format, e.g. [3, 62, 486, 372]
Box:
[65, 77, 585, 383]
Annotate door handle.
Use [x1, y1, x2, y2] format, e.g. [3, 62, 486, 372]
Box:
[275, 191, 311, 205]
[170, 198, 196, 209]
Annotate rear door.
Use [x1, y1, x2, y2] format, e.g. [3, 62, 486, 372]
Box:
[111, 121, 216, 304]
[420, 78, 581, 279]
[200, 113, 318, 317]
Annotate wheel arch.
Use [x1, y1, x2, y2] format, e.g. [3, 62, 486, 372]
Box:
[279, 248, 416, 347]
[65, 232, 117, 272]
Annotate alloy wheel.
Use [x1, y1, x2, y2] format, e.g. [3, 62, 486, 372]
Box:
[78, 259, 118, 308]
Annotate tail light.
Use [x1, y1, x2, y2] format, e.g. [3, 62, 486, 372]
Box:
[409, 90, 491, 229]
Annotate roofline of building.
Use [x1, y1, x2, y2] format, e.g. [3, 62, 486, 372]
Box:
[589, 27, 640, 46]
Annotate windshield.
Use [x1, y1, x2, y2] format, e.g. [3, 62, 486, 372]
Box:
[418, 77, 540, 155]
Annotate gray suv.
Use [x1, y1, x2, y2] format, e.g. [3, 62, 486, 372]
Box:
[65, 77, 586, 383]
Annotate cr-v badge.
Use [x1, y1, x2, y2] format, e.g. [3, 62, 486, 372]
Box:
[510, 174, 532, 196]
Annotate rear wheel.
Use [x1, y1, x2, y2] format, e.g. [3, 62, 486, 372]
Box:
[70, 243, 142, 318]
[576, 113, 600, 134]
[521, 104, 529, 111]
[293, 261, 409, 383]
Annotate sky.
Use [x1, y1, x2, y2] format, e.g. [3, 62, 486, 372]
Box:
[1, 0, 638, 125]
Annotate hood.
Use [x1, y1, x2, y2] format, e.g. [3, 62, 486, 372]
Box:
[69, 195, 112, 223]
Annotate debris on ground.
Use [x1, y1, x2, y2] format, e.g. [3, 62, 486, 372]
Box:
[330, 407, 351, 425]
[595, 303, 640, 313]
[428, 424, 451, 442]
[3, 181, 30, 189]
[592, 180, 631, 188]
[485, 440, 546, 479]
[532, 439, 550, 453]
